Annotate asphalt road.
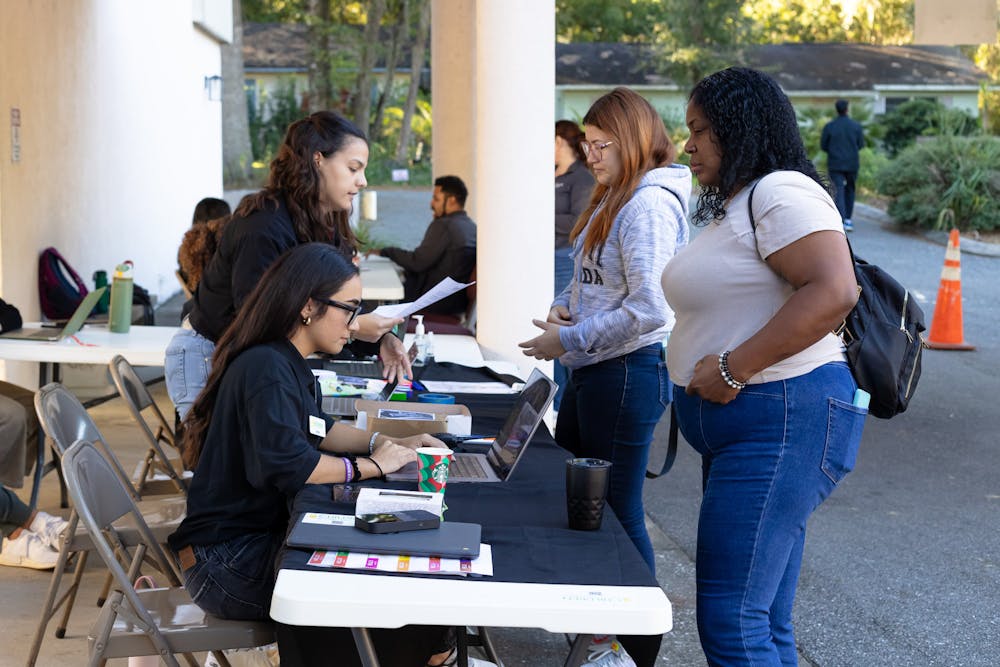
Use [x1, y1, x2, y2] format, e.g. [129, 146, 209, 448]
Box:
[643, 206, 1000, 666]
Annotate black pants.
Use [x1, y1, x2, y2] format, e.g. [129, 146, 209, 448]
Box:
[829, 170, 857, 221]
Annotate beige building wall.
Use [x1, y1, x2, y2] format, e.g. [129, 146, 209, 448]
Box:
[0, 0, 228, 386]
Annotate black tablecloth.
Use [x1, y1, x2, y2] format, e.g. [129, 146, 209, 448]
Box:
[280, 393, 658, 590]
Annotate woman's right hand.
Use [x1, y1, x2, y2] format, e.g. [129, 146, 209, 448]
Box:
[370, 440, 420, 474]
[547, 305, 572, 326]
[353, 312, 404, 343]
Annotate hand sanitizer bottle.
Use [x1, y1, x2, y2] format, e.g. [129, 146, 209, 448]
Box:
[413, 314, 427, 365]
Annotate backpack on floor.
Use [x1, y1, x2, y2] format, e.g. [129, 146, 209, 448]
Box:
[38, 247, 89, 320]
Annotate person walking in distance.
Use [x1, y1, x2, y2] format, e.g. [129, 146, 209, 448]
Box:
[821, 99, 864, 232]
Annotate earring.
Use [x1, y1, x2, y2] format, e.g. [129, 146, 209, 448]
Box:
[302, 316, 312, 326]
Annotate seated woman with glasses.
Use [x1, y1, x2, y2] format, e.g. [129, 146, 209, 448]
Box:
[168, 243, 467, 665]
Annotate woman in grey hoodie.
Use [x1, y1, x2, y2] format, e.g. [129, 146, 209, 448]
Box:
[520, 87, 690, 667]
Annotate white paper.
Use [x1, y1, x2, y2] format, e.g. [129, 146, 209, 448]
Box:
[301, 513, 356, 526]
[355, 488, 445, 517]
[372, 277, 474, 319]
[420, 381, 519, 395]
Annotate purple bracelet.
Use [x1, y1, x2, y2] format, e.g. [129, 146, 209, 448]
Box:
[343, 457, 353, 484]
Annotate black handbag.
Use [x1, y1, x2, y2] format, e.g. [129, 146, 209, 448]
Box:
[748, 179, 925, 419]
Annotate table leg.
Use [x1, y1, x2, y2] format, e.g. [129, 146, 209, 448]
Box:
[457, 627, 469, 666]
[352, 627, 381, 667]
[563, 634, 593, 667]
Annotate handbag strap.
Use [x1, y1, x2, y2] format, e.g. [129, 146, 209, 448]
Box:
[646, 402, 678, 479]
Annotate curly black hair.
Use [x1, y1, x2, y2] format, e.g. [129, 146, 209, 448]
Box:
[689, 67, 826, 224]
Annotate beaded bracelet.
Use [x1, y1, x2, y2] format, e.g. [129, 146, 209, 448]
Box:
[368, 431, 380, 455]
[348, 456, 362, 481]
[342, 457, 353, 484]
[718, 351, 747, 390]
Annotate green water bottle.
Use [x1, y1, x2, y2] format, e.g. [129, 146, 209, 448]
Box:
[92, 270, 109, 314]
[109, 260, 134, 333]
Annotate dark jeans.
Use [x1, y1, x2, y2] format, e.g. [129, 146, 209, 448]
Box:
[180, 532, 284, 621]
[829, 170, 857, 221]
[1, 485, 32, 539]
[553, 248, 575, 411]
[555, 343, 669, 573]
[673, 362, 866, 666]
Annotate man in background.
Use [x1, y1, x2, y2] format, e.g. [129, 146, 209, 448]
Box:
[821, 99, 865, 232]
[370, 175, 477, 317]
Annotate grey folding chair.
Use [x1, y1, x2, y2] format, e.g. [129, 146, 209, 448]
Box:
[63, 438, 274, 667]
[27, 383, 187, 667]
[109, 354, 190, 496]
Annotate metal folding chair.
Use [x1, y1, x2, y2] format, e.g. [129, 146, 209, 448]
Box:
[62, 438, 274, 666]
[26, 383, 187, 666]
[108, 354, 190, 496]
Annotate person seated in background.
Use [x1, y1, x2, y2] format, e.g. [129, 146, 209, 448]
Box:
[368, 175, 476, 318]
[0, 300, 68, 570]
[177, 197, 232, 297]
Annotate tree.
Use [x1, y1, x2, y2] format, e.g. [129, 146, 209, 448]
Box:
[222, 0, 256, 186]
[657, 0, 750, 85]
[351, 0, 387, 134]
[846, 0, 913, 45]
[555, 0, 671, 43]
[394, 0, 429, 163]
[743, 0, 849, 43]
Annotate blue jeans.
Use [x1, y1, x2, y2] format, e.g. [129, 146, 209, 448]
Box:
[673, 362, 866, 666]
[180, 532, 284, 621]
[553, 248, 575, 411]
[1, 486, 32, 539]
[555, 343, 669, 573]
[164, 327, 215, 420]
[829, 170, 857, 221]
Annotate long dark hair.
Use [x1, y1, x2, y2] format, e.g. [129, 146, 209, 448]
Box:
[555, 119, 587, 163]
[689, 67, 825, 224]
[236, 111, 367, 256]
[572, 87, 676, 260]
[181, 243, 359, 469]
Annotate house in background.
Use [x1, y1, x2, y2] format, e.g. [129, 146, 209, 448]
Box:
[555, 42, 989, 125]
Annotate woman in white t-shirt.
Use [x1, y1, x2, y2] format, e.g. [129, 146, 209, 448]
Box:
[661, 67, 867, 666]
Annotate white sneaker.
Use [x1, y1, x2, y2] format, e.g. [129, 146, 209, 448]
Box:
[29, 511, 69, 550]
[584, 635, 637, 667]
[0, 532, 60, 570]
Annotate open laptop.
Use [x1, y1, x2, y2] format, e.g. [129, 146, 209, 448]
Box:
[320, 317, 410, 378]
[386, 368, 557, 484]
[0, 287, 106, 341]
[319, 342, 421, 417]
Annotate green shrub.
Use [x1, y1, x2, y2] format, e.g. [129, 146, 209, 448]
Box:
[876, 99, 979, 157]
[248, 80, 303, 164]
[876, 135, 1000, 232]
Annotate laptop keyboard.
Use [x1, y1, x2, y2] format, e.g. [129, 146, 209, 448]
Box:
[451, 455, 490, 479]
[323, 360, 383, 378]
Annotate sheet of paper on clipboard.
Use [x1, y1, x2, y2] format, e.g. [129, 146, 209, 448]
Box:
[371, 277, 474, 319]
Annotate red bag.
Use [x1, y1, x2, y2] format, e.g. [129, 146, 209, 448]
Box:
[38, 247, 89, 320]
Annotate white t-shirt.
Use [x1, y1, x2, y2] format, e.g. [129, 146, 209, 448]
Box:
[662, 171, 847, 387]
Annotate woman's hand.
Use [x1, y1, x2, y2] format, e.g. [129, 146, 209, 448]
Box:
[518, 319, 567, 360]
[379, 334, 413, 382]
[547, 305, 573, 326]
[392, 433, 446, 450]
[354, 312, 404, 343]
[370, 440, 420, 475]
[686, 354, 743, 405]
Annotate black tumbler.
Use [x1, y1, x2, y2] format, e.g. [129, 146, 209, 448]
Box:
[565, 458, 612, 530]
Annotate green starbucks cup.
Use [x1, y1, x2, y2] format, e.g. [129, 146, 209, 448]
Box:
[416, 447, 453, 493]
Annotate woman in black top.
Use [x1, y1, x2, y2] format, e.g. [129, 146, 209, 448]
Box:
[165, 111, 408, 420]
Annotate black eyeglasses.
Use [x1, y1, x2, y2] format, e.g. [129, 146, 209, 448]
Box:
[319, 298, 363, 325]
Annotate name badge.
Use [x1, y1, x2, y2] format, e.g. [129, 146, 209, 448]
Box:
[309, 415, 327, 438]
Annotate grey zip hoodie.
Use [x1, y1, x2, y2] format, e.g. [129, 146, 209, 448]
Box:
[554, 164, 691, 369]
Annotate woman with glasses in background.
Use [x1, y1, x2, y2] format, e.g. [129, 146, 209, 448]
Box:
[520, 87, 691, 667]
[165, 111, 409, 423]
[169, 243, 461, 665]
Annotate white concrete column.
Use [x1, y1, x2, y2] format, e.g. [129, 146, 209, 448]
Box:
[431, 0, 477, 215]
[471, 0, 555, 376]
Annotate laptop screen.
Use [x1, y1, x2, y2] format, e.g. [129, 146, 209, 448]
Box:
[486, 368, 557, 479]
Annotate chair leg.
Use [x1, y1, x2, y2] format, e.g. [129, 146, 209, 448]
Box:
[28, 429, 46, 511]
[96, 571, 113, 607]
[474, 627, 503, 666]
[26, 514, 85, 665]
[52, 445, 69, 508]
[55, 548, 89, 638]
[563, 634, 593, 667]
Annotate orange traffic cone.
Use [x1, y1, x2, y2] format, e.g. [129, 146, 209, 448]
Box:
[926, 228, 975, 350]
